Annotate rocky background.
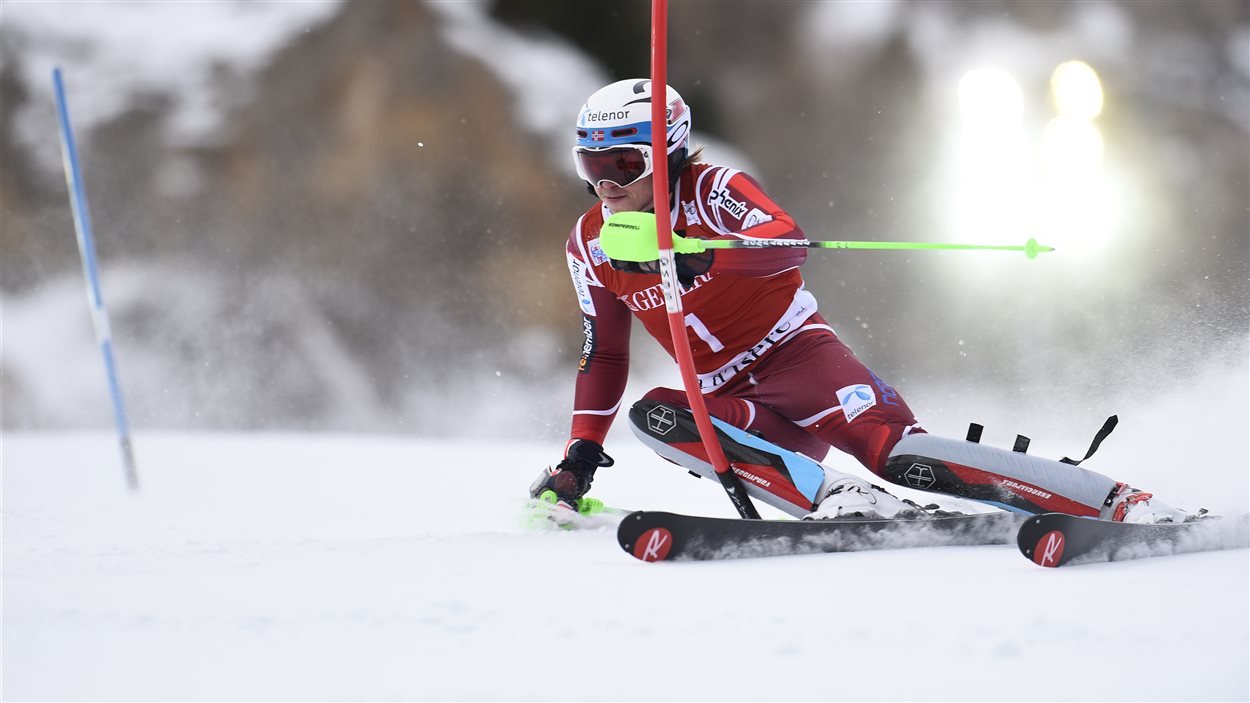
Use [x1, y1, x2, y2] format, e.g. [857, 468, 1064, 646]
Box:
[2, 0, 1246, 439]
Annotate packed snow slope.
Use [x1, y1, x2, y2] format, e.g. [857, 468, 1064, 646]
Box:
[3, 425, 1248, 701]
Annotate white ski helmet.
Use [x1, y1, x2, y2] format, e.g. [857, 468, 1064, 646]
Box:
[577, 79, 695, 154]
[574, 79, 691, 155]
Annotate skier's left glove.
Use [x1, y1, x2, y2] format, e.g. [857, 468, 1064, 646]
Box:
[528, 439, 615, 510]
[600, 211, 713, 286]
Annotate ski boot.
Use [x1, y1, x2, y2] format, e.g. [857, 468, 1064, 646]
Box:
[1105, 482, 1190, 524]
[804, 476, 926, 520]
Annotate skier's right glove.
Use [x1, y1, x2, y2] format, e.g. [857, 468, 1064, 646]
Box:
[528, 439, 615, 510]
[599, 211, 707, 261]
[601, 212, 715, 287]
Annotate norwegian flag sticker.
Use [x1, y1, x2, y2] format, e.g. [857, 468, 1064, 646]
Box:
[591, 130, 605, 142]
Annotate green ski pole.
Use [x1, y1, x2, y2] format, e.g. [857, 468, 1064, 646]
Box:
[597, 212, 1054, 262]
[688, 237, 1054, 260]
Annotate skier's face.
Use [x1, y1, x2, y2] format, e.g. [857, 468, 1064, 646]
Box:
[595, 174, 654, 214]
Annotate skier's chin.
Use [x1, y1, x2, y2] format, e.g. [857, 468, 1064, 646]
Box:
[602, 196, 633, 214]
[602, 196, 653, 215]
[601, 197, 625, 212]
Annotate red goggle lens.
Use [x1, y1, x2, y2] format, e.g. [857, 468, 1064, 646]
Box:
[574, 147, 650, 187]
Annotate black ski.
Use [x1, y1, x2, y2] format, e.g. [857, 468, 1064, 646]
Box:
[617, 510, 1020, 562]
[1016, 512, 1250, 568]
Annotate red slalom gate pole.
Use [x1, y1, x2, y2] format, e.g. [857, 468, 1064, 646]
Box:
[650, 0, 759, 519]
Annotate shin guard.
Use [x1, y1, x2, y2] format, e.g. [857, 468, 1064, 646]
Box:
[884, 434, 1117, 516]
[628, 399, 829, 518]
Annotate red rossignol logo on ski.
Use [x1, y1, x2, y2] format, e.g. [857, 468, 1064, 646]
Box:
[1032, 530, 1066, 567]
[633, 527, 674, 562]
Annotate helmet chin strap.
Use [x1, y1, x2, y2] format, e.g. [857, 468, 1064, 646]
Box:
[667, 146, 686, 190]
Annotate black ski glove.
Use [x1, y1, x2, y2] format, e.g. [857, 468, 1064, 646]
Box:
[675, 250, 714, 285]
[609, 251, 714, 287]
[529, 439, 615, 506]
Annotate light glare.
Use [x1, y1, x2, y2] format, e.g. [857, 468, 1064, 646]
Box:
[1040, 115, 1105, 177]
[958, 68, 1024, 129]
[944, 64, 1117, 262]
[1051, 60, 1104, 119]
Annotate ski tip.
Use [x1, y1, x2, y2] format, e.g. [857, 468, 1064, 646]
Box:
[616, 511, 678, 563]
[630, 526, 676, 562]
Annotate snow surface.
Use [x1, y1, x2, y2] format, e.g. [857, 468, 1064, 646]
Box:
[4, 433, 1248, 701]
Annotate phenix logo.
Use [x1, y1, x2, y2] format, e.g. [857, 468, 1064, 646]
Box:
[708, 188, 747, 220]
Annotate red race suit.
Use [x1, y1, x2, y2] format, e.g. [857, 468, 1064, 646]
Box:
[567, 162, 923, 476]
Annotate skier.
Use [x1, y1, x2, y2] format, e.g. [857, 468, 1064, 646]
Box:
[529, 79, 1188, 525]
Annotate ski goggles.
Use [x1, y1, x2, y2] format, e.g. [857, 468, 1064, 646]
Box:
[572, 144, 654, 188]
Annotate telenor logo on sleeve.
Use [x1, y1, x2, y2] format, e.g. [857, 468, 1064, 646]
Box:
[837, 384, 877, 423]
[568, 256, 596, 315]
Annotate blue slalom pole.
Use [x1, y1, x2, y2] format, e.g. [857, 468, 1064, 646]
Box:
[52, 67, 139, 491]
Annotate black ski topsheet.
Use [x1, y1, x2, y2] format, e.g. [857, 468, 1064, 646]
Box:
[1016, 512, 1250, 568]
[617, 510, 1020, 562]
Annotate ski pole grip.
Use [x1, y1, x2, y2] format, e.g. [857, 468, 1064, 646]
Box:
[672, 235, 706, 255]
[601, 211, 708, 258]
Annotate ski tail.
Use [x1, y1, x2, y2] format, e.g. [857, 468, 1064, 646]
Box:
[628, 399, 824, 518]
